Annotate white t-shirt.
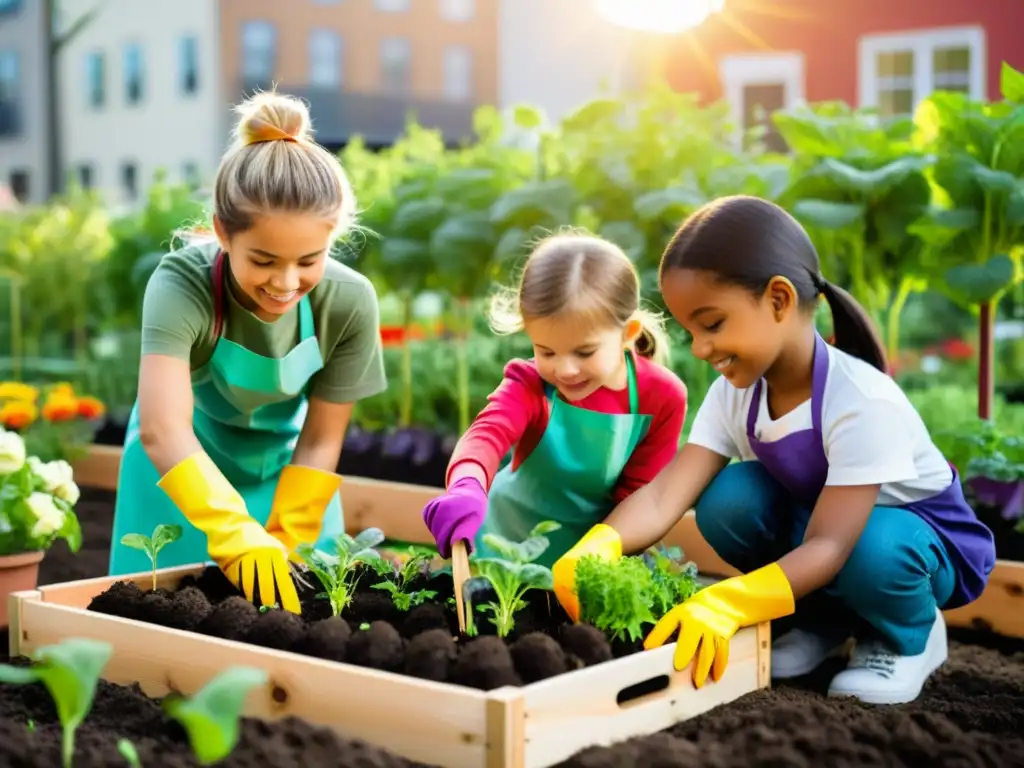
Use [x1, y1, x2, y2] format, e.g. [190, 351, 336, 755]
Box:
[687, 344, 953, 506]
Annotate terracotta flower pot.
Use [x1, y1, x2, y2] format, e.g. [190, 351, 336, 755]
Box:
[0, 550, 44, 629]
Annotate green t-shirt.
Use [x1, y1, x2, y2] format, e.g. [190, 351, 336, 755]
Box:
[140, 242, 388, 404]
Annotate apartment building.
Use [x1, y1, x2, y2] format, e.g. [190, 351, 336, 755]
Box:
[218, 0, 498, 147]
[57, 0, 222, 207]
[0, 0, 52, 205]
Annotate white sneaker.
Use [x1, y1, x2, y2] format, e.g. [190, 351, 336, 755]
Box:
[771, 627, 847, 678]
[827, 608, 948, 705]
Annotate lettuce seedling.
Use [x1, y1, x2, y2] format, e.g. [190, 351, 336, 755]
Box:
[574, 555, 657, 643]
[296, 527, 386, 616]
[372, 548, 437, 611]
[163, 665, 268, 765]
[0, 637, 113, 767]
[466, 521, 560, 637]
[642, 544, 700, 615]
[120, 524, 183, 591]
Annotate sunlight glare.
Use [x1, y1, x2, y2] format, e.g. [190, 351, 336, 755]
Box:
[595, 0, 725, 33]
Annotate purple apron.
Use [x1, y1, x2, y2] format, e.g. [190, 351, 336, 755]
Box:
[745, 333, 995, 609]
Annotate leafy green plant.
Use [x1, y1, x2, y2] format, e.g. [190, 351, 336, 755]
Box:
[0, 637, 113, 767]
[117, 738, 141, 767]
[575, 548, 701, 644]
[119, 524, 182, 591]
[464, 520, 561, 637]
[296, 527, 386, 616]
[372, 547, 438, 611]
[162, 666, 268, 766]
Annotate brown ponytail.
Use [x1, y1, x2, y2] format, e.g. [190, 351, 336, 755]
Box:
[818, 279, 888, 373]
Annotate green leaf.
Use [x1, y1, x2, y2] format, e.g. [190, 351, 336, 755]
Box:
[119, 533, 154, 559]
[489, 180, 574, 229]
[632, 185, 706, 222]
[943, 253, 1016, 304]
[598, 221, 646, 262]
[814, 156, 931, 197]
[528, 520, 561, 537]
[151, 524, 182, 552]
[352, 527, 385, 551]
[517, 563, 554, 591]
[791, 200, 865, 230]
[907, 207, 979, 247]
[391, 197, 447, 239]
[163, 666, 269, 765]
[1001, 62, 1024, 103]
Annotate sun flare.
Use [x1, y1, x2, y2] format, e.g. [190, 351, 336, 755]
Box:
[594, 0, 725, 33]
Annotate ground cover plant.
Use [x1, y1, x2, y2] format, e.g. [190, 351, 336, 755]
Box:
[83, 522, 703, 691]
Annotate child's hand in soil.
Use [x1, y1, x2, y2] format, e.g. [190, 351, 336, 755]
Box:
[644, 563, 795, 687]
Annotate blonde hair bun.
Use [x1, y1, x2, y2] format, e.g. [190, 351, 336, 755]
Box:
[233, 91, 312, 148]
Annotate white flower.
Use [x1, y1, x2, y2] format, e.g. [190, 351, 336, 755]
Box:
[0, 429, 26, 474]
[29, 456, 80, 505]
[26, 491, 66, 539]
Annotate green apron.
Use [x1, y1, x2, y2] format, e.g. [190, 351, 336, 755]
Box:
[475, 352, 651, 569]
[108, 253, 344, 575]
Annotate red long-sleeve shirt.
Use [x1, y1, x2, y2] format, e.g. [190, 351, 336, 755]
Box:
[447, 351, 688, 503]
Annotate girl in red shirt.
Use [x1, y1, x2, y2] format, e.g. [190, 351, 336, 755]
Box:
[422, 233, 688, 614]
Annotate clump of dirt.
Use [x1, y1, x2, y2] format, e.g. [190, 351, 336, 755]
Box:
[450, 636, 521, 690]
[297, 616, 351, 663]
[404, 629, 457, 682]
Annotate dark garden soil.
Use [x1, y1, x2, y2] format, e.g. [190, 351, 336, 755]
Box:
[1, 487, 1023, 767]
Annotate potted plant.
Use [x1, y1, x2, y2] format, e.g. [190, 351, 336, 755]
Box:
[0, 424, 83, 628]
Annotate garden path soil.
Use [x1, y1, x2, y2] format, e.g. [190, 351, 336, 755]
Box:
[0, 488, 1021, 767]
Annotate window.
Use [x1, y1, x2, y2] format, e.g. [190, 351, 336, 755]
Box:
[0, 50, 18, 136]
[439, 0, 474, 21]
[77, 164, 94, 189]
[858, 27, 985, 118]
[241, 20, 277, 84]
[309, 28, 342, 88]
[121, 161, 138, 201]
[380, 37, 410, 94]
[719, 52, 804, 152]
[182, 161, 200, 189]
[442, 45, 472, 100]
[86, 51, 104, 108]
[179, 36, 199, 96]
[375, 0, 409, 12]
[123, 43, 144, 105]
[9, 170, 28, 203]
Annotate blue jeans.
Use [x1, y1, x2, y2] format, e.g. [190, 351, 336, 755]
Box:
[694, 461, 956, 656]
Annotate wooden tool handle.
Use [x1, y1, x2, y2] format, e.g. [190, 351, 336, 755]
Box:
[451, 539, 471, 634]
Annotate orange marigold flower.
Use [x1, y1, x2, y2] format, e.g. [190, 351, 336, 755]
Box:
[42, 392, 79, 422]
[0, 400, 37, 429]
[77, 396, 106, 419]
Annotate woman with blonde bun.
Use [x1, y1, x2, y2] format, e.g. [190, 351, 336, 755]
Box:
[108, 91, 387, 614]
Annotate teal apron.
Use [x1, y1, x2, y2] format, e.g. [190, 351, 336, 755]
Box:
[108, 251, 344, 576]
[475, 352, 652, 569]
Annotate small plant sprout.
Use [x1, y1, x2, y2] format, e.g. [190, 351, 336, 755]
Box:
[372, 547, 437, 611]
[0, 637, 113, 768]
[117, 738, 142, 767]
[465, 521, 561, 637]
[162, 665, 269, 766]
[297, 527, 386, 616]
[120, 524, 183, 591]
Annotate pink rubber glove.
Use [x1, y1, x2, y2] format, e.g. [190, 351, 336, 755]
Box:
[422, 476, 488, 558]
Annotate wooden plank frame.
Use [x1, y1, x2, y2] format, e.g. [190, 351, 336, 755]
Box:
[9, 568, 769, 768]
[71, 445, 1024, 640]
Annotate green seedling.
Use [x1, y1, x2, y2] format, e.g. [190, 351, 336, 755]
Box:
[117, 738, 142, 767]
[372, 548, 437, 611]
[297, 527, 386, 616]
[465, 521, 560, 637]
[575, 555, 658, 643]
[0, 637, 113, 768]
[120, 524, 183, 591]
[162, 665, 268, 766]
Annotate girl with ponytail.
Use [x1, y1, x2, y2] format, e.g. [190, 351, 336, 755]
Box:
[576, 196, 995, 707]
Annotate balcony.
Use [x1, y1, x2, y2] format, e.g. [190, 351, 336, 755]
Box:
[237, 81, 479, 148]
[0, 101, 21, 137]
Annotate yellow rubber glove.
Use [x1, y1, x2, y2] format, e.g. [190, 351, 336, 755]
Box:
[265, 464, 343, 557]
[157, 452, 301, 614]
[551, 523, 622, 622]
[644, 562, 795, 688]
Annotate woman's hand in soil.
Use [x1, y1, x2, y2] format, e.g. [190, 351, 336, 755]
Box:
[552, 524, 623, 622]
[422, 474, 488, 558]
[156, 451, 302, 613]
[643, 563, 795, 687]
[265, 463, 344, 556]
